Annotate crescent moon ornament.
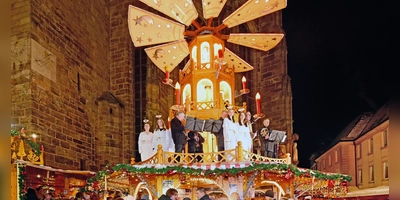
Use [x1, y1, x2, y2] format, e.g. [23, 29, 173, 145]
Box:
[152, 49, 165, 60]
[135, 15, 154, 26]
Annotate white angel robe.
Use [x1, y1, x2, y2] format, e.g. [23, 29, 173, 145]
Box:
[223, 118, 238, 161]
[138, 131, 153, 161]
[152, 128, 175, 153]
[238, 124, 251, 152]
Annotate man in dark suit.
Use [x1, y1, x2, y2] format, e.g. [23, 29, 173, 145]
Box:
[171, 111, 187, 153]
[212, 110, 227, 161]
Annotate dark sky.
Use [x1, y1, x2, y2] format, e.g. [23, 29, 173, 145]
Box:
[281, 1, 389, 168]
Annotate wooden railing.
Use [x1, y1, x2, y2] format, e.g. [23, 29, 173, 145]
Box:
[133, 141, 291, 165]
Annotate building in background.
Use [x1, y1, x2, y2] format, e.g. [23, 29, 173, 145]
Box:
[312, 102, 389, 199]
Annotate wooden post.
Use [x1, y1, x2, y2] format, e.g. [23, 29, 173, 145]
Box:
[237, 141, 243, 161]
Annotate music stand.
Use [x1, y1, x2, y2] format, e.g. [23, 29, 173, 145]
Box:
[185, 116, 205, 132]
[203, 119, 223, 133]
[269, 130, 286, 143]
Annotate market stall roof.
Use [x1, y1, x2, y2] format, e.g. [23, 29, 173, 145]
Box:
[340, 186, 389, 198]
[14, 160, 96, 175]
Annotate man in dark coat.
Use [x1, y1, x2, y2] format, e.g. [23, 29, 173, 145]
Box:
[212, 110, 227, 161]
[171, 111, 187, 153]
[196, 188, 211, 200]
[188, 131, 205, 162]
[158, 188, 178, 200]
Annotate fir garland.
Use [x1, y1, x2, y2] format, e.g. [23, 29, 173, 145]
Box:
[11, 129, 41, 156]
[87, 162, 352, 184]
[18, 165, 27, 200]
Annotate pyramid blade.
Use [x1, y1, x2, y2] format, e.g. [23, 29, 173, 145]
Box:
[227, 33, 284, 51]
[139, 0, 198, 26]
[223, 0, 287, 28]
[144, 40, 189, 72]
[128, 5, 186, 47]
[202, 0, 227, 19]
[224, 48, 253, 73]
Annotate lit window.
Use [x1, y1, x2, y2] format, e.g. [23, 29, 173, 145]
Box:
[335, 151, 338, 163]
[383, 162, 389, 179]
[328, 155, 332, 166]
[368, 138, 373, 154]
[369, 166, 374, 182]
[382, 130, 388, 147]
[356, 144, 361, 159]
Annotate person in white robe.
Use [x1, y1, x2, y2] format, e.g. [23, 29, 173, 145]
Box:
[223, 109, 238, 161]
[138, 123, 154, 161]
[237, 112, 251, 159]
[152, 118, 174, 153]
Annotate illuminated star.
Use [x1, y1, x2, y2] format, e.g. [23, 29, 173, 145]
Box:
[136, 37, 143, 43]
[156, 32, 162, 38]
[272, 37, 277, 41]
[148, 37, 153, 42]
[272, 1, 279, 8]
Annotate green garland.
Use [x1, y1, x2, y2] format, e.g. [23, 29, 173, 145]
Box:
[11, 129, 41, 156]
[18, 165, 27, 200]
[87, 163, 352, 184]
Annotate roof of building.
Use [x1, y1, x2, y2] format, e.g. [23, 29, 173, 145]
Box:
[313, 101, 388, 160]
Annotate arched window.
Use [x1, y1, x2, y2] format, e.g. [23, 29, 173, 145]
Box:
[197, 79, 213, 109]
[219, 81, 232, 105]
[182, 84, 191, 105]
[200, 42, 210, 68]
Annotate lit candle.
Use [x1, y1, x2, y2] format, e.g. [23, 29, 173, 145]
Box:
[218, 49, 224, 58]
[256, 92, 261, 115]
[242, 76, 247, 90]
[165, 66, 170, 79]
[175, 82, 181, 105]
[168, 116, 171, 129]
[32, 133, 37, 142]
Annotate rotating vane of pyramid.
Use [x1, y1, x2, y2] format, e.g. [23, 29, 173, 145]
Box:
[128, 0, 287, 73]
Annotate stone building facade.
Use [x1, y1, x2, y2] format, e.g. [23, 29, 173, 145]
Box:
[11, 0, 294, 170]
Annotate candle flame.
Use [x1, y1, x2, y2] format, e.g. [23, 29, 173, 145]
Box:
[242, 76, 246, 82]
[32, 133, 37, 139]
[175, 82, 180, 89]
[256, 92, 260, 99]
[165, 66, 169, 71]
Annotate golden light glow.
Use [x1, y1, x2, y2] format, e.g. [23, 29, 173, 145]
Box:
[256, 92, 260, 100]
[223, 48, 253, 72]
[228, 33, 284, 51]
[144, 40, 189, 72]
[222, 0, 287, 28]
[32, 134, 37, 139]
[202, 0, 227, 19]
[128, 5, 186, 47]
[139, 0, 198, 26]
[242, 76, 246, 82]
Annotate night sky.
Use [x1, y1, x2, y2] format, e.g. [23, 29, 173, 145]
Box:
[281, 0, 389, 168]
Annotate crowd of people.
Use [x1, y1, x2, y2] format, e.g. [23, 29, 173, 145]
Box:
[138, 109, 279, 162]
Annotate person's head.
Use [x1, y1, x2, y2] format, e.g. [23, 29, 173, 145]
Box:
[221, 110, 228, 119]
[44, 193, 53, 200]
[166, 188, 179, 200]
[141, 194, 149, 200]
[263, 119, 270, 127]
[157, 119, 166, 129]
[239, 112, 246, 121]
[176, 111, 185, 121]
[196, 188, 206, 199]
[245, 111, 252, 121]
[264, 190, 274, 200]
[36, 185, 44, 195]
[144, 123, 150, 131]
[228, 109, 234, 117]
[182, 197, 191, 200]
